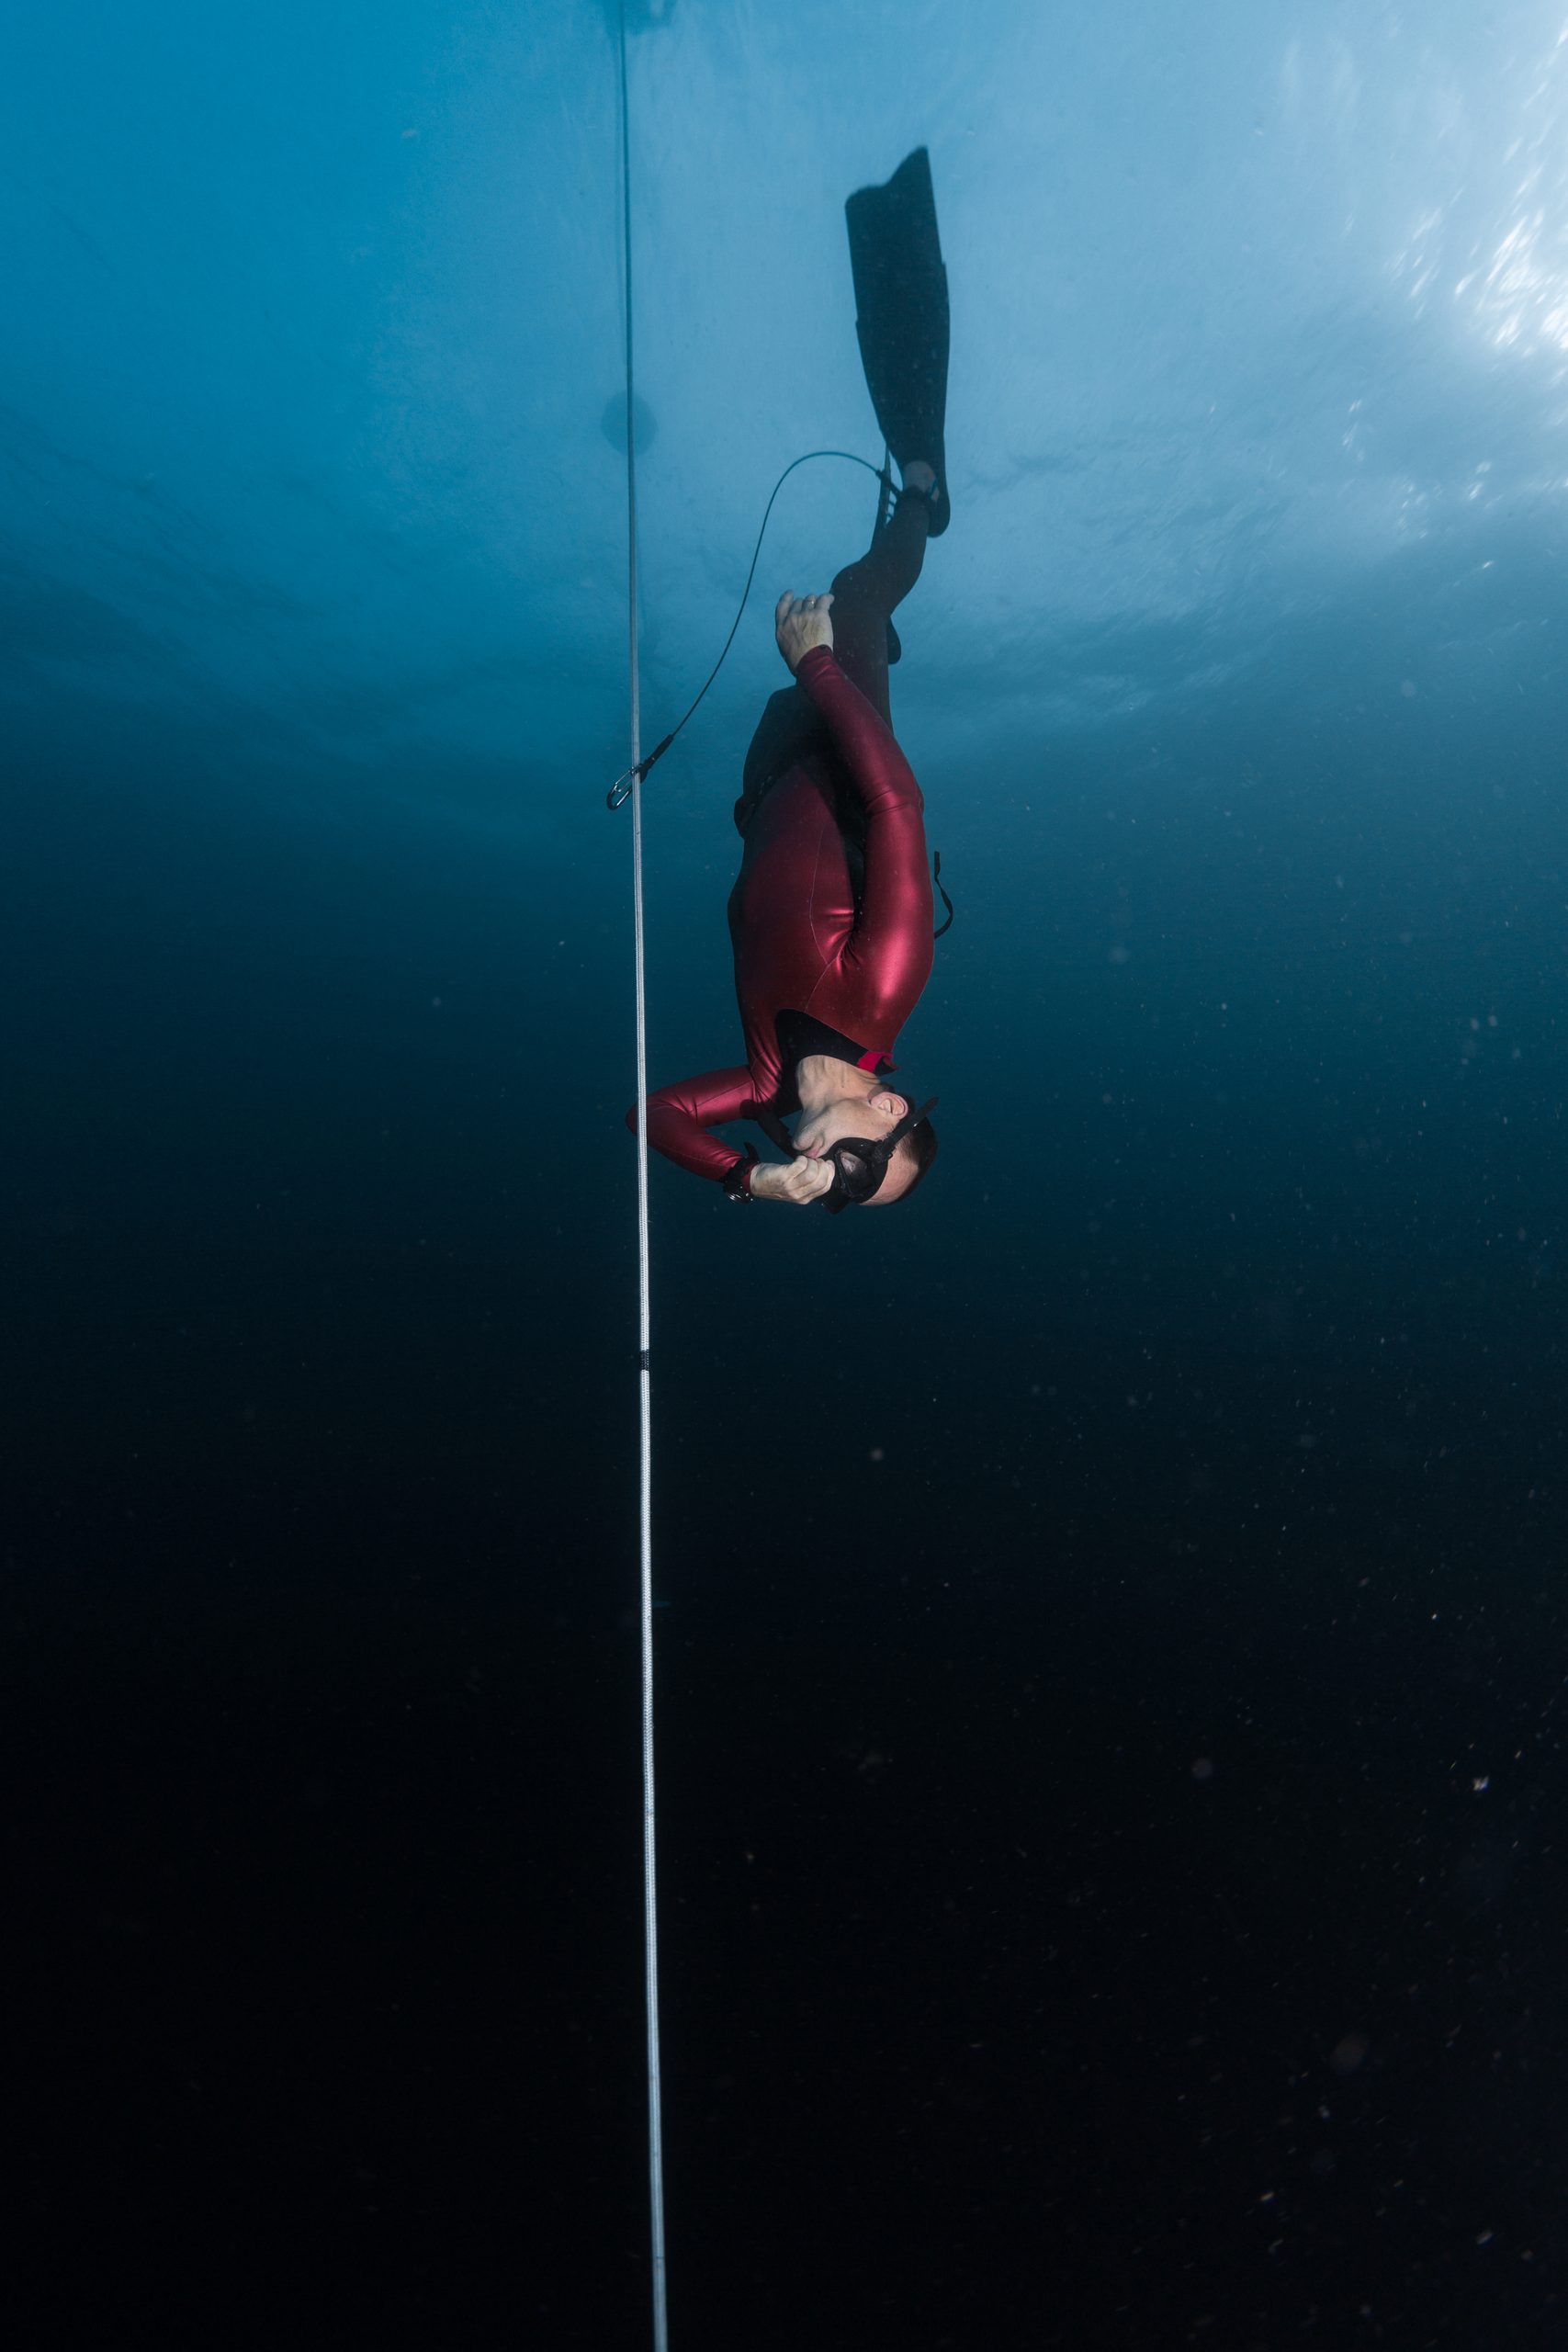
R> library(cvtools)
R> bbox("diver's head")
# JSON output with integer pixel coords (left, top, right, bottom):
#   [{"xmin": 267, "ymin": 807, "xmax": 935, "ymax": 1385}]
[{"xmin": 792, "ymin": 1074, "xmax": 939, "ymax": 1209}]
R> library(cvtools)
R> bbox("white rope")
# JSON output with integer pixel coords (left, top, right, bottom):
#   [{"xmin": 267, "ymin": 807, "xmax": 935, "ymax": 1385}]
[{"xmin": 615, "ymin": 9, "xmax": 669, "ymax": 2349}]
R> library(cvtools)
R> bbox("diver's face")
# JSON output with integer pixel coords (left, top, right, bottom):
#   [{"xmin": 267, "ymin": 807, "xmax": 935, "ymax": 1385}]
[{"xmin": 792, "ymin": 1088, "xmax": 908, "ymax": 1160}]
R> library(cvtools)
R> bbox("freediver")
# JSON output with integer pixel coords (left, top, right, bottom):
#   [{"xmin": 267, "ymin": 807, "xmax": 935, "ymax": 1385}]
[{"xmin": 630, "ymin": 148, "xmax": 951, "ymax": 1213}]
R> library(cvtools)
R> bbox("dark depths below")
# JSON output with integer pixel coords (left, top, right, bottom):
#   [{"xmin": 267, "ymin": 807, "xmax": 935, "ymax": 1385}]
[{"xmin": 6, "ymin": 728, "xmax": 1565, "ymax": 2350}]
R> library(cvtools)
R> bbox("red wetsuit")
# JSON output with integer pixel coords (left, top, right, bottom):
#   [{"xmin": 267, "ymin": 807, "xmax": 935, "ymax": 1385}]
[{"xmin": 636, "ymin": 491, "xmax": 934, "ymax": 1188}]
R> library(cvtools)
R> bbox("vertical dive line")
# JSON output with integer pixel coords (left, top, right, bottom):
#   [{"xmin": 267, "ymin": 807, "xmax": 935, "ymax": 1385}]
[{"xmin": 616, "ymin": 8, "xmax": 670, "ymax": 2352}]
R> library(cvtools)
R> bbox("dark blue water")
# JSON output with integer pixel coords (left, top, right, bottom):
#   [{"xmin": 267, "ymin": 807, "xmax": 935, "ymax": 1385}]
[{"xmin": 6, "ymin": 4, "xmax": 1566, "ymax": 2345}]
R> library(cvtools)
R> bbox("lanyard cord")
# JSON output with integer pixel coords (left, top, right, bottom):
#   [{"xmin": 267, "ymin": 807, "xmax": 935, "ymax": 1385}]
[
  {"xmin": 605, "ymin": 445, "xmax": 888, "ymax": 808},
  {"xmin": 615, "ymin": 9, "xmax": 668, "ymax": 2349}
]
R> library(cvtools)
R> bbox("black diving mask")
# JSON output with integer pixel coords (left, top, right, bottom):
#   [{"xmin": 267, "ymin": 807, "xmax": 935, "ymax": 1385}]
[{"xmin": 815, "ymin": 1097, "xmax": 939, "ymax": 1216}]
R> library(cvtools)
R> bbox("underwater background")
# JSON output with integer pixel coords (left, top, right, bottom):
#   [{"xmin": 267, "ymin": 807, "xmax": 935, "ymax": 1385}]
[{"xmin": 6, "ymin": 1, "xmax": 1566, "ymax": 2344}]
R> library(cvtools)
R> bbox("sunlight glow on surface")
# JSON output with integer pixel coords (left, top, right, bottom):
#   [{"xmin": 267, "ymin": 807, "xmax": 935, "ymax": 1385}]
[
  {"xmin": 1472, "ymin": 198, "xmax": 1568, "ymax": 354},
  {"xmin": 1396, "ymin": 20, "xmax": 1568, "ymax": 364}
]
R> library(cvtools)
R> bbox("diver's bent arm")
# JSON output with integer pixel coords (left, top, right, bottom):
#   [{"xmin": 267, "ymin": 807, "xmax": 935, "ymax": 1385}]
[{"xmin": 632, "ymin": 1068, "xmax": 757, "ymax": 1184}]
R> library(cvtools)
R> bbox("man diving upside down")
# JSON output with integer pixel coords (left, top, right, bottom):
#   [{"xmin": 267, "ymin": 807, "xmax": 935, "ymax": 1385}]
[{"xmin": 632, "ymin": 149, "xmax": 952, "ymax": 1214}]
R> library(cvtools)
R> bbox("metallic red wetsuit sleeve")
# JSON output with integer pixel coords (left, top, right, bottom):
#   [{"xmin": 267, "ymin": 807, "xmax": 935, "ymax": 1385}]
[
  {"xmin": 795, "ymin": 646, "xmax": 934, "ymax": 1026},
  {"xmin": 630, "ymin": 1066, "xmax": 755, "ymax": 1182}
]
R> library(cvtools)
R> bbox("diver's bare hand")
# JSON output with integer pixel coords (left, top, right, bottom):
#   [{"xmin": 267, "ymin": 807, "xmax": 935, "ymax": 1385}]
[
  {"xmin": 749, "ymin": 1156, "xmax": 836, "ymax": 1205},
  {"xmin": 774, "ymin": 591, "xmax": 834, "ymax": 673}
]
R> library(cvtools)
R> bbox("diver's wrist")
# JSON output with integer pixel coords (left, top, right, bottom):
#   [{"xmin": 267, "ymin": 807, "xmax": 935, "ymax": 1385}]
[{"xmin": 721, "ymin": 1152, "xmax": 757, "ymax": 1202}]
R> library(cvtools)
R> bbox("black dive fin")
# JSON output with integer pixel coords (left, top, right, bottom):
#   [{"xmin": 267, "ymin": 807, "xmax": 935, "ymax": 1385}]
[{"xmin": 845, "ymin": 148, "xmax": 951, "ymax": 537}]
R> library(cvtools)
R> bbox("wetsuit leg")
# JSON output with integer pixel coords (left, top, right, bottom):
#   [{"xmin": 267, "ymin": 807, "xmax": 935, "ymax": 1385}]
[
  {"xmin": 816, "ymin": 488, "xmax": 930, "ymax": 886},
  {"xmin": 735, "ymin": 684, "xmax": 812, "ymax": 836},
  {"xmin": 734, "ymin": 486, "xmax": 930, "ymax": 838},
  {"xmin": 825, "ymin": 486, "xmax": 931, "ymax": 725}
]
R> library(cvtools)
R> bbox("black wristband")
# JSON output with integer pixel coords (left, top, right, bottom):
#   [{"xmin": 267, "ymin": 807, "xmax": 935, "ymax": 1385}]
[{"xmin": 722, "ymin": 1150, "xmax": 757, "ymax": 1203}]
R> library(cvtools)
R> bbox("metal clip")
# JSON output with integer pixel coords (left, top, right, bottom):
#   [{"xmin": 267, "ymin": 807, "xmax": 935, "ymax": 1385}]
[{"xmin": 605, "ymin": 734, "xmax": 673, "ymax": 812}]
